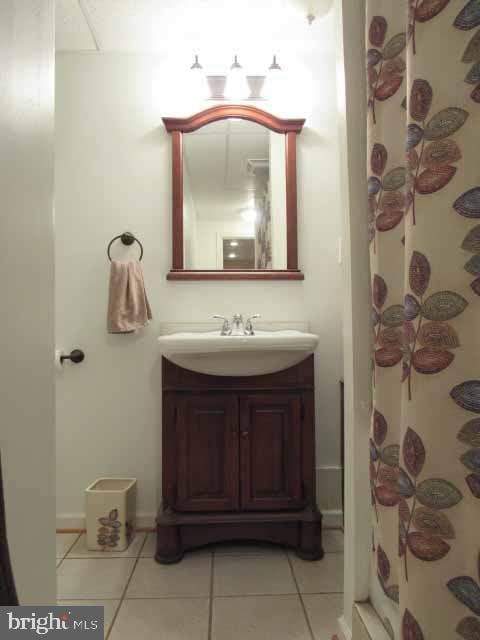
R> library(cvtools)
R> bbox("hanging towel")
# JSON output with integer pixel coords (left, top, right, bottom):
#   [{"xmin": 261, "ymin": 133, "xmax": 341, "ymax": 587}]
[{"xmin": 107, "ymin": 260, "xmax": 152, "ymax": 333}]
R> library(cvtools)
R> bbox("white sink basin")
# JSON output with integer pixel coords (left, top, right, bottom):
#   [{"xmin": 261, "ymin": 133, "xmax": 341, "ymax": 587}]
[{"xmin": 158, "ymin": 330, "xmax": 319, "ymax": 377}]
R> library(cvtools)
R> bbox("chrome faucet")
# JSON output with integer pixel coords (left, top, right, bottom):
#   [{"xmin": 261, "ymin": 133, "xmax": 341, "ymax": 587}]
[
  {"xmin": 230, "ymin": 314, "xmax": 245, "ymax": 336},
  {"xmin": 213, "ymin": 315, "xmax": 230, "ymax": 336},
  {"xmin": 213, "ymin": 314, "xmax": 261, "ymax": 336},
  {"xmin": 244, "ymin": 314, "xmax": 261, "ymax": 336}
]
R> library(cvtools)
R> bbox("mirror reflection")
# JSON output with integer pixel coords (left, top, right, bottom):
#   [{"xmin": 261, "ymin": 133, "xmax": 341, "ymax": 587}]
[{"xmin": 183, "ymin": 119, "xmax": 287, "ymax": 270}]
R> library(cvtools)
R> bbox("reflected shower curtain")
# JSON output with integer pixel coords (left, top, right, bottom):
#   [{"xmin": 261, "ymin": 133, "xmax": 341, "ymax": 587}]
[{"xmin": 367, "ymin": 1, "xmax": 480, "ymax": 637}]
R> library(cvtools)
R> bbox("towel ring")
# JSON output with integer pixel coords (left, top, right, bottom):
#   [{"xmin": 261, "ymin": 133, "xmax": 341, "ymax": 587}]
[{"xmin": 107, "ymin": 232, "xmax": 144, "ymax": 262}]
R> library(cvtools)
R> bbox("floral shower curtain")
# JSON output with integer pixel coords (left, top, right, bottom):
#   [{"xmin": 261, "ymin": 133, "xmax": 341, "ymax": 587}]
[{"xmin": 367, "ymin": 1, "xmax": 480, "ymax": 638}]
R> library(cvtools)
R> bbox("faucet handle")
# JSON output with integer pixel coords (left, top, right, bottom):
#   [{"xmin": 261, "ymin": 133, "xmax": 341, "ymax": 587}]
[
  {"xmin": 213, "ymin": 315, "xmax": 230, "ymax": 336},
  {"xmin": 245, "ymin": 314, "xmax": 261, "ymax": 335}
]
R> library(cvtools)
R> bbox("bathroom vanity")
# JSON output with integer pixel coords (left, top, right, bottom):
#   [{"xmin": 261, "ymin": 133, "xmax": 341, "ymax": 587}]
[
  {"xmin": 156, "ymin": 354, "xmax": 323, "ymax": 563},
  {"xmin": 157, "ymin": 104, "xmax": 322, "ymax": 562}
]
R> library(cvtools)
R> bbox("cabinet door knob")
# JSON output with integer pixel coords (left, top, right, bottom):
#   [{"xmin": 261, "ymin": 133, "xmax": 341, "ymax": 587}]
[{"xmin": 241, "ymin": 431, "xmax": 249, "ymax": 438}]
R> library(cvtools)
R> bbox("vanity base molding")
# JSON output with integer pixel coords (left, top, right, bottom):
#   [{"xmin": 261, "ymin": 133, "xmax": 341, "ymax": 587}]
[
  {"xmin": 156, "ymin": 507, "xmax": 323, "ymax": 564},
  {"xmin": 157, "ymin": 356, "xmax": 323, "ymax": 563}
]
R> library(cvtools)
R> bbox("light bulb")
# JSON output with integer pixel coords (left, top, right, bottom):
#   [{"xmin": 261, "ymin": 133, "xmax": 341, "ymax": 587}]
[
  {"xmin": 241, "ymin": 208, "xmax": 257, "ymax": 223},
  {"xmin": 190, "ymin": 54, "xmax": 207, "ymax": 101},
  {"xmin": 228, "ymin": 253, "xmax": 237, "ymax": 259},
  {"xmin": 266, "ymin": 55, "xmax": 282, "ymax": 102},
  {"xmin": 230, "ymin": 241, "xmax": 239, "ymax": 247},
  {"xmin": 226, "ymin": 55, "xmax": 246, "ymax": 100}
]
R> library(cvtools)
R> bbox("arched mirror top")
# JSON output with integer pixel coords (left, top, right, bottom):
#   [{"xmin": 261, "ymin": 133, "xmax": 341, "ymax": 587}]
[
  {"xmin": 162, "ymin": 105, "xmax": 305, "ymax": 135},
  {"xmin": 163, "ymin": 105, "xmax": 305, "ymax": 280}
]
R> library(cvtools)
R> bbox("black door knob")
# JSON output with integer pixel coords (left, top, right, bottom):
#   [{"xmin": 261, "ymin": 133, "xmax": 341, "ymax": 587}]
[{"xmin": 60, "ymin": 349, "xmax": 85, "ymax": 364}]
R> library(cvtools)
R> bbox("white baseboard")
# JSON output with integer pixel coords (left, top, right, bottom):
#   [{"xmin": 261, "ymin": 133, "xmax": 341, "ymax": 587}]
[
  {"xmin": 339, "ymin": 614, "xmax": 353, "ymax": 640},
  {"xmin": 57, "ymin": 467, "xmax": 343, "ymax": 531},
  {"xmin": 322, "ymin": 509, "xmax": 344, "ymax": 528},
  {"xmin": 57, "ymin": 510, "xmax": 342, "ymax": 531},
  {"xmin": 316, "ymin": 465, "xmax": 343, "ymax": 511},
  {"xmin": 352, "ymin": 603, "xmax": 390, "ymax": 640},
  {"xmin": 56, "ymin": 513, "xmax": 155, "ymax": 530}
]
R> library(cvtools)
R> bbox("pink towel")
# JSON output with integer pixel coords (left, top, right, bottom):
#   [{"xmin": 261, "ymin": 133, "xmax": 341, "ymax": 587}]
[{"xmin": 107, "ymin": 260, "xmax": 152, "ymax": 333}]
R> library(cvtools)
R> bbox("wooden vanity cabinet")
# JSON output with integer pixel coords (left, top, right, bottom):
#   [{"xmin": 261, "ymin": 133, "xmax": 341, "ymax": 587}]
[{"xmin": 157, "ymin": 356, "xmax": 323, "ymax": 563}]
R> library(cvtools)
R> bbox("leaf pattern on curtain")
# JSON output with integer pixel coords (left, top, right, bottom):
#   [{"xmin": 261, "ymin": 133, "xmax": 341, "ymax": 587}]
[
  {"xmin": 371, "ymin": 410, "xmax": 400, "ymax": 517},
  {"xmin": 406, "ymin": 79, "xmax": 469, "ymax": 225},
  {"xmin": 454, "ymin": 1, "xmax": 480, "ymax": 103},
  {"xmin": 408, "ymin": 0, "xmax": 452, "ymax": 54},
  {"xmin": 367, "ymin": 16, "xmax": 407, "ymax": 124},
  {"xmin": 402, "ymin": 609, "xmax": 425, "ymax": 640},
  {"xmin": 377, "ymin": 544, "xmax": 400, "ymax": 603},
  {"xmin": 448, "ymin": 552, "xmax": 480, "ymax": 639},
  {"xmin": 366, "ymin": 2, "xmax": 480, "ymax": 637},
  {"xmin": 455, "ymin": 186, "xmax": 480, "ymax": 294},
  {"xmin": 403, "ymin": 251, "xmax": 468, "ymax": 400},
  {"xmin": 399, "ymin": 428, "xmax": 461, "ymax": 581},
  {"xmin": 373, "ymin": 275, "xmax": 404, "ymax": 370},
  {"xmin": 452, "ymin": 381, "xmax": 480, "ymax": 499},
  {"xmin": 457, "ymin": 418, "xmax": 480, "ymax": 498},
  {"xmin": 369, "ymin": 144, "xmax": 406, "ymax": 251}
]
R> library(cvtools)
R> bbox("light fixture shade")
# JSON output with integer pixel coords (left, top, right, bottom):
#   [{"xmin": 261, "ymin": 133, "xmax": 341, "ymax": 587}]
[
  {"xmin": 290, "ymin": 0, "xmax": 333, "ymax": 22},
  {"xmin": 206, "ymin": 75, "xmax": 227, "ymax": 100},
  {"xmin": 246, "ymin": 76, "xmax": 266, "ymax": 100}
]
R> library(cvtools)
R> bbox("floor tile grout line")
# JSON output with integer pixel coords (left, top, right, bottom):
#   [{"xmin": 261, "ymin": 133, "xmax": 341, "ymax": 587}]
[
  {"xmin": 57, "ymin": 591, "xmax": 344, "ymax": 603},
  {"xmin": 105, "ymin": 533, "xmax": 148, "ymax": 640},
  {"xmin": 207, "ymin": 553, "xmax": 215, "ymax": 640},
  {"xmin": 286, "ymin": 553, "xmax": 316, "ymax": 640},
  {"xmin": 56, "ymin": 533, "xmax": 82, "ymax": 570}
]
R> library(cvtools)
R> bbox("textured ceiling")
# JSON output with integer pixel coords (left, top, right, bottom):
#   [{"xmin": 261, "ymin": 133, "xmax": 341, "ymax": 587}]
[
  {"xmin": 184, "ymin": 119, "xmax": 273, "ymax": 221},
  {"xmin": 55, "ymin": 0, "xmax": 328, "ymax": 54}
]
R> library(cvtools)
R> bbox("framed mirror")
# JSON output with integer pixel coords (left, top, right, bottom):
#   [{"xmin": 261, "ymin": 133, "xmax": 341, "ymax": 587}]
[{"xmin": 163, "ymin": 105, "xmax": 305, "ymax": 280}]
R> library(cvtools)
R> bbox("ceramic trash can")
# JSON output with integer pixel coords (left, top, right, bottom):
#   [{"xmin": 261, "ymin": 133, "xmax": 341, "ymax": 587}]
[{"xmin": 85, "ymin": 478, "xmax": 136, "ymax": 551}]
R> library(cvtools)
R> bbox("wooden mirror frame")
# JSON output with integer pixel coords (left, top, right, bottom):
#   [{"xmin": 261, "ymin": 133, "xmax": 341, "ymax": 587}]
[{"xmin": 162, "ymin": 105, "xmax": 305, "ymax": 280}]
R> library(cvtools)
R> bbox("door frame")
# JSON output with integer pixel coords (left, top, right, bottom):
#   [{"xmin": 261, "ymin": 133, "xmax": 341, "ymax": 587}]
[{"xmin": 335, "ymin": 0, "xmax": 373, "ymax": 637}]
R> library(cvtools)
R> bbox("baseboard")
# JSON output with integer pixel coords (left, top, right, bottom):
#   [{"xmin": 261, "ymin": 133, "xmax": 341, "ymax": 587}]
[
  {"xmin": 339, "ymin": 615, "xmax": 352, "ymax": 640},
  {"xmin": 322, "ymin": 509, "xmax": 344, "ymax": 528},
  {"xmin": 352, "ymin": 603, "xmax": 390, "ymax": 640},
  {"xmin": 56, "ymin": 467, "xmax": 343, "ymax": 531},
  {"xmin": 56, "ymin": 513, "xmax": 156, "ymax": 531},
  {"xmin": 316, "ymin": 465, "xmax": 343, "ymax": 513}
]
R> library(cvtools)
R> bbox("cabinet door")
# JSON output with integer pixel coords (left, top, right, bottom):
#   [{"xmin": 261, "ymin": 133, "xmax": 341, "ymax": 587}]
[
  {"xmin": 240, "ymin": 394, "xmax": 303, "ymax": 511},
  {"xmin": 175, "ymin": 394, "xmax": 239, "ymax": 512}
]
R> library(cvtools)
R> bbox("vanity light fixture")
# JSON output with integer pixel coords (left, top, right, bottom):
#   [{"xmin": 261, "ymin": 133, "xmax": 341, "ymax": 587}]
[{"xmin": 191, "ymin": 55, "xmax": 282, "ymax": 101}]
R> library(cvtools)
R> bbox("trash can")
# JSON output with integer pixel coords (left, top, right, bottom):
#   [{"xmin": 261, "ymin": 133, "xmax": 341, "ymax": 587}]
[{"xmin": 85, "ymin": 478, "xmax": 136, "ymax": 552}]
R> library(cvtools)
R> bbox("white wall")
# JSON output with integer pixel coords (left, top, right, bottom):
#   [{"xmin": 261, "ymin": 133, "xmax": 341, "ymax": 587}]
[
  {"xmin": 0, "ymin": 0, "xmax": 56, "ymax": 604},
  {"xmin": 55, "ymin": 19, "xmax": 344, "ymax": 526}
]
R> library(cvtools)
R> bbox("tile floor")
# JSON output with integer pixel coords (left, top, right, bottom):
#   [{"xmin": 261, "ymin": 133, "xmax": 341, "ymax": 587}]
[{"xmin": 56, "ymin": 529, "xmax": 344, "ymax": 639}]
